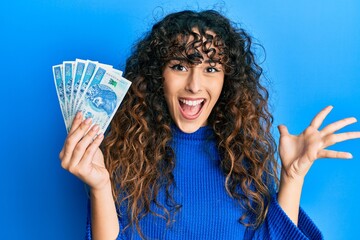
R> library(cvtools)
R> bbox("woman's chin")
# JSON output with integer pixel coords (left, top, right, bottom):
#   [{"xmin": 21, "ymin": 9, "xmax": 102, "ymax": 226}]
[{"xmin": 175, "ymin": 121, "xmax": 206, "ymax": 133}]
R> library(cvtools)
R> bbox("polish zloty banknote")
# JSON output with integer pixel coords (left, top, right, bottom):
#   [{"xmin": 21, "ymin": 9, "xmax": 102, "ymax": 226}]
[
  {"xmin": 70, "ymin": 60, "xmax": 114, "ymax": 124},
  {"xmin": 52, "ymin": 65, "xmax": 68, "ymax": 129},
  {"xmin": 72, "ymin": 60, "xmax": 98, "ymax": 120},
  {"xmin": 63, "ymin": 61, "xmax": 75, "ymax": 129},
  {"xmin": 89, "ymin": 60, "xmax": 113, "ymax": 71},
  {"xmin": 76, "ymin": 67, "xmax": 131, "ymax": 133},
  {"xmin": 71, "ymin": 59, "xmax": 87, "ymax": 119}
]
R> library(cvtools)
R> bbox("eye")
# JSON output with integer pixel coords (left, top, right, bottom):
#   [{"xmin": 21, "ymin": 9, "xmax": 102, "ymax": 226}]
[
  {"xmin": 205, "ymin": 67, "xmax": 220, "ymax": 73},
  {"xmin": 169, "ymin": 64, "xmax": 187, "ymax": 72}
]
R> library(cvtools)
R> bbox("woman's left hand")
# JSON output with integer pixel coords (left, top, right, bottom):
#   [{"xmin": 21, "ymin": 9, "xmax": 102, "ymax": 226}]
[{"xmin": 278, "ymin": 105, "xmax": 360, "ymax": 180}]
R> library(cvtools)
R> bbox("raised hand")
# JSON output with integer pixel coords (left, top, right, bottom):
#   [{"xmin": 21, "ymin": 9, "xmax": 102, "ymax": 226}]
[
  {"xmin": 276, "ymin": 106, "xmax": 360, "ymax": 225},
  {"xmin": 59, "ymin": 112, "xmax": 110, "ymax": 190},
  {"xmin": 278, "ymin": 105, "xmax": 360, "ymax": 180}
]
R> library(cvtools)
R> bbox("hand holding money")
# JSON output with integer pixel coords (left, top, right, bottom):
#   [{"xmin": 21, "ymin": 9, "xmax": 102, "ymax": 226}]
[
  {"xmin": 54, "ymin": 59, "xmax": 131, "ymax": 190},
  {"xmin": 59, "ymin": 111, "xmax": 111, "ymax": 190}
]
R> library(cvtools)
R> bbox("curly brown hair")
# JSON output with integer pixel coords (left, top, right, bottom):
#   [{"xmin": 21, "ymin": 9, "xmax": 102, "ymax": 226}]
[{"xmin": 102, "ymin": 9, "xmax": 279, "ymax": 239}]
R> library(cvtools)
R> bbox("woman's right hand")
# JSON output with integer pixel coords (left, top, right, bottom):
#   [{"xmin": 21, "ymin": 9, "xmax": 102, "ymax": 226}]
[{"xmin": 59, "ymin": 112, "xmax": 110, "ymax": 191}]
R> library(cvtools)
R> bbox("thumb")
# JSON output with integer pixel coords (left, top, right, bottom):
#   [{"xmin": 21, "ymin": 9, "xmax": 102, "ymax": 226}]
[{"xmin": 277, "ymin": 125, "xmax": 289, "ymax": 136}]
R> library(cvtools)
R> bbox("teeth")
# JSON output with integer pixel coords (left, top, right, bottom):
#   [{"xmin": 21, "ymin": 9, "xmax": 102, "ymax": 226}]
[{"xmin": 179, "ymin": 99, "xmax": 204, "ymax": 106}]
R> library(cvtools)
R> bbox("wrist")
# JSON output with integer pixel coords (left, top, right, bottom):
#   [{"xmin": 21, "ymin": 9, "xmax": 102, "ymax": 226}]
[
  {"xmin": 90, "ymin": 181, "xmax": 113, "ymax": 198},
  {"xmin": 278, "ymin": 168, "xmax": 304, "ymax": 226},
  {"xmin": 278, "ymin": 167, "xmax": 304, "ymax": 203},
  {"xmin": 280, "ymin": 167, "xmax": 305, "ymax": 186}
]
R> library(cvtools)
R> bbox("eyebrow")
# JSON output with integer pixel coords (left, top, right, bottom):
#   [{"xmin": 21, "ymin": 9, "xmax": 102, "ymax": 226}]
[
  {"xmin": 204, "ymin": 59, "xmax": 222, "ymax": 64},
  {"xmin": 167, "ymin": 57, "xmax": 222, "ymax": 64}
]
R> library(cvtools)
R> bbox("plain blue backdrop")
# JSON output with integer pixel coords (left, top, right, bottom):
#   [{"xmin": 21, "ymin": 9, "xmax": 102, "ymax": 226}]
[{"xmin": 1, "ymin": 0, "xmax": 359, "ymax": 239}]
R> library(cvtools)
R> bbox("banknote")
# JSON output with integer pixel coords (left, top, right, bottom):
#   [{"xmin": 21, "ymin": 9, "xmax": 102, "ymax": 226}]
[
  {"xmin": 71, "ymin": 59, "xmax": 86, "ymax": 119},
  {"xmin": 70, "ymin": 61, "xmax": 117, "ymax": 124},
  {"xmin": 52, "ymin": 64, "xmax": 68, "ymax": 129},
  {"xmin": 76, "ymin": 66, "xmax": 131, "ymax": 133},
  {"xmin": 52, "ymin": 59, "xmax": 131, "ymax": 133},
  {"xmin": 63, "ymin": 61, "xmax": 76, "ymax": 128},
  {"xmin": 72, "ymin": 60, "xmax": 98, "ymax": 121}
]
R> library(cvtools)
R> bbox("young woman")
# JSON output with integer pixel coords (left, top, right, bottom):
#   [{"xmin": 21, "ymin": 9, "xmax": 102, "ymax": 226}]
[{"xmin": 59, "ymin": 10, "xmax": 360, "ymax": 239}]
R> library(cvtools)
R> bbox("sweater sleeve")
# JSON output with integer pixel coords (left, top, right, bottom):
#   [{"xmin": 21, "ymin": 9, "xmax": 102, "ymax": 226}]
[
  {"xmin": 85, "ymin": 199, "xmax": 92, "ymax": 240},
  {"xmin": 245, "ymin": 195, "xmax": 323, "ymax": 240}
]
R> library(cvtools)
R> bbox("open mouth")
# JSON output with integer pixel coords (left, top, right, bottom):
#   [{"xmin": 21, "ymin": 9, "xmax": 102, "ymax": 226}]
[{"xmin": 179, "ymin": 98, "xmax": 205, "ymax": 119}]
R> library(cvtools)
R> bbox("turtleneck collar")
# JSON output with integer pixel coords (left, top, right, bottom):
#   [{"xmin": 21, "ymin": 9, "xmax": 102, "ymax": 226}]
[{"xmin": 171, "ymin": 124, "xmax": 215, "ymax": 141}]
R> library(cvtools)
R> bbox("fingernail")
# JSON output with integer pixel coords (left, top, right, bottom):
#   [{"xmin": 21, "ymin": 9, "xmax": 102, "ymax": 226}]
[
  {"xmin": 92, "ymin": 125, "xmax": 99, "ymax": 132},
  {"xmin": 76, "ymin": 112, "xmax": 81, "ymax": 119},
  {"xmin": 347, "ymin": 153, "xmax": 353, "ymax": 159},
  {"xmin": 85, "ymin": 118, "xmax": 92, "ymax": 124},
  {"xmin": 97, "ymin": 133, "xmax": 104, "ymax": 139}
]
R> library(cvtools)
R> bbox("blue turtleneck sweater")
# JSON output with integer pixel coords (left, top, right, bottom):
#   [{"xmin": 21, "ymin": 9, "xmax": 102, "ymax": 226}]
[{"xmin": 86, "ymin": 126, "xmax": 323, "ymax": 239}]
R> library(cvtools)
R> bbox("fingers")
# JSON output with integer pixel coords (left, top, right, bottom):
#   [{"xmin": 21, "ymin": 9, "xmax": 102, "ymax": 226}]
[
  {"xmin": 77, "ymin": 133, "xmax": 104, "ymax": 171},
  {"xmin": 317, "ymin": 149, "xmax": 353, "ymax": 159},
  {"xmin": 69, "ymin": 124, "xmax": 101, "ymax": 167},
  {"xmin": 321, "ymin": 117, "xmax": 357, "ymax": 136},
  {"xmin": 60, "ymin": 118, "xmax": 93, "ymax": 167},
  {"xmin": 69, "ymin": 112, "xmax": 83, "ymax": 134},
  {"xmin": 310, "ymin": 105, "xmax": 333, "ymax": 129},
  {"xmin": 278, "ymin": 125, "xmax": 289, "ymax": 136},
  {"xmin": 323, "ymin": 131, "xmax": 360, "ymax": 148}
]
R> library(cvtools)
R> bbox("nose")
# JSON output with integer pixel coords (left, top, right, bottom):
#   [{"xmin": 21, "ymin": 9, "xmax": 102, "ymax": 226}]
[{"xmin": 185, "ymin": 68, "xmax": 202, "ymax": 93}]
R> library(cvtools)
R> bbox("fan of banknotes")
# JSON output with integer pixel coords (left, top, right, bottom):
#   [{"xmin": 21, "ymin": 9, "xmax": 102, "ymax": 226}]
[{"xmin": 52, "ymin": 59, "xmax": 131, "ymax": 133}]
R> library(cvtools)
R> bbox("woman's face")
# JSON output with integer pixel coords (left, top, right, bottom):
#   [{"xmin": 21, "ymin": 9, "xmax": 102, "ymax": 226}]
[{"xmin": 163, "ymin": 56, "xmax": 224, "ymax": 133}]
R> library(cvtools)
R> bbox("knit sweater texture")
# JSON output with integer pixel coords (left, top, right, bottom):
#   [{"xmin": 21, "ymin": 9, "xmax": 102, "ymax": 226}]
[{"xmin": 86, "ymin": 125, "xmax": 323, "ymax": 240}]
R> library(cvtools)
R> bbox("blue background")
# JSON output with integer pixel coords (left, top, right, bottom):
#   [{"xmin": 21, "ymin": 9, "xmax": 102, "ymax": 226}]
[{"xmin": 1, "ymin": 0, "xmax": 359, "ymax": 239}]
